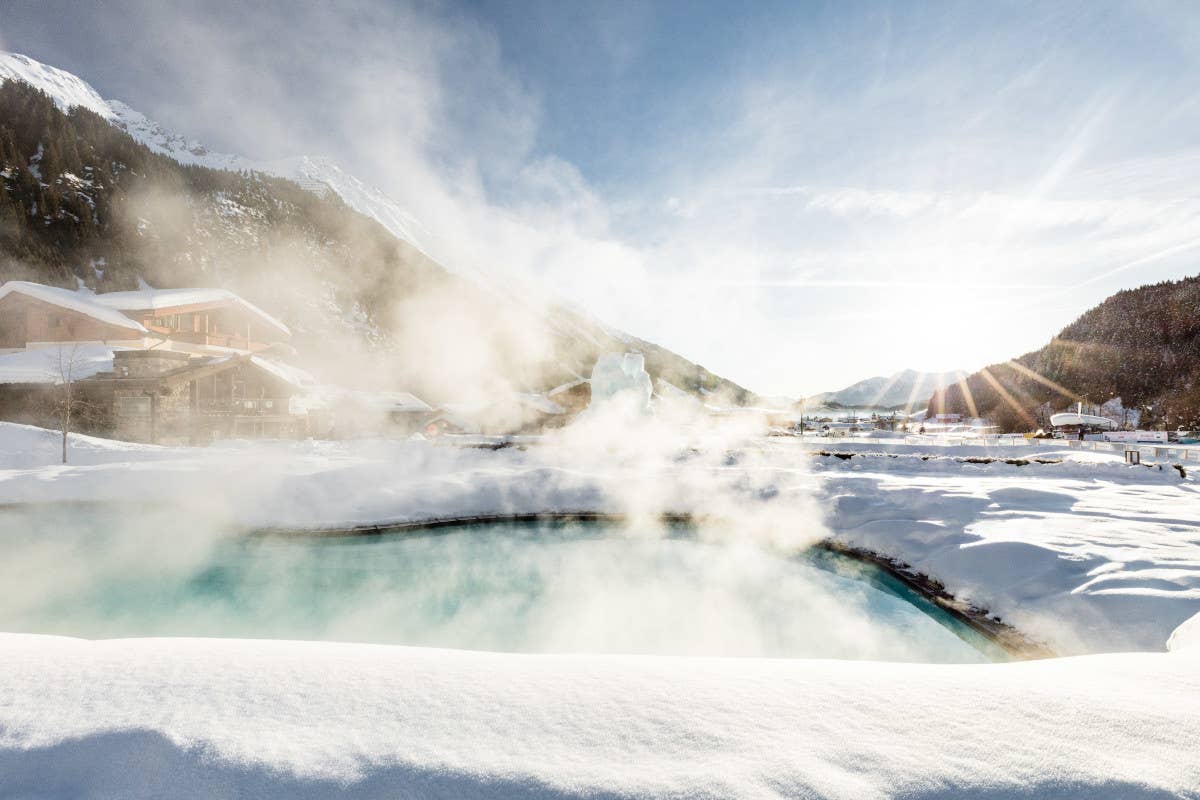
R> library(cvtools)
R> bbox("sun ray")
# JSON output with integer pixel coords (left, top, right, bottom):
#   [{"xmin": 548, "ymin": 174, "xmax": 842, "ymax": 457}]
[
  {"xmin": 902, "ymin": 371, "xmax": 930, "ymax": 418},
  {"xmin": 952, "ymin": 370, "xmax": 979, "ymax": 420},
  {"xmin": 1002, "ymin": 359, "xmax": 1079, "ymax": 403},
  {"xmin": 977, "ymin": 366, "xmax": 1037, "ymax": 428},
  {"xmin": 866, "ymin": 371, "xmax": 907, "ymax": 411}
]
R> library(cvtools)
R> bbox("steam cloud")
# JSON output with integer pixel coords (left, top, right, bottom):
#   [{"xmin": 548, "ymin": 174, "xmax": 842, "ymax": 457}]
[{"xmin": 0, "ymin": 421, "xmax": 977, "ymax": 663}]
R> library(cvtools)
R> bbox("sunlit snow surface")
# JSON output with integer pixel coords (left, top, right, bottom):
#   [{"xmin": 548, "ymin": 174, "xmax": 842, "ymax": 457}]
[{"xmin": 1, "ymin": 423, "xmax": 1199, "ymax": 797}]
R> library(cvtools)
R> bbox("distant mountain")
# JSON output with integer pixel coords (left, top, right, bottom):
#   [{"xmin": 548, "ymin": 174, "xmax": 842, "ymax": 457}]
[
  {"xmin": 804, "ymin": 370, "xmax": 964, "ymax": 411},
  {"xmin": 0, "ymin": 53, "xmax": 752, "ymax": 407},
  {"xmin": 931, "ymin": 275, "xmax": 1200, "ymax": 431}
]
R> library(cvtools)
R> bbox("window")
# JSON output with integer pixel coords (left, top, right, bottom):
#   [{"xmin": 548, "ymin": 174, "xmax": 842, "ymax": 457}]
[{"xmin": 115, "ymin": 395, "xmax": 152, "ymax": 422}]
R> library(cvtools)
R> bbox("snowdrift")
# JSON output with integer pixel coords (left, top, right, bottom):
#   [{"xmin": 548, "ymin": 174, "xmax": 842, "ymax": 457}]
[{"xmin": 0, "ymin": 633, "xmax": 1197, "ymax": 800}]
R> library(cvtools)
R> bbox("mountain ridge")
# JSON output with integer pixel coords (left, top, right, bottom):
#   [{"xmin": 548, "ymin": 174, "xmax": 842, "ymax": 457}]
[
  {"xmin": 0, "ymin": 51, "xmax": 434, "ymax": 256},
  {"xmin": 804, "ymin": 369, "xmax": 965, "ymax": 411},
  {"xmin": 930, "ymin": 274, "xmax": 1200, "ymax": 431},
  {"xmin": 0, "ymin": 57, "xmax": 753, "ymax": 409}
]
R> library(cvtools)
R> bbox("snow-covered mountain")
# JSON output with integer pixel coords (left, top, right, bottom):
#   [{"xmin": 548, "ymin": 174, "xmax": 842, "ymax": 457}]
[
  {"xmin": 0, "ymin": 52, "xmax": 116, "ymax": 120},
  {"xmin": 0, "ymin": 51, "xmax": 430, "ymax": 252},
  {"xmin": 0, "ymin": 51, "xmax": 754, "ymax": 404},
  {"xmin": 805, "ymin": 369, "xmax": 965, "ymax": 410}
]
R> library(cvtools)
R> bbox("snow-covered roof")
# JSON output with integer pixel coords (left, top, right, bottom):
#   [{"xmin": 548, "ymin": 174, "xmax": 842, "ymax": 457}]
[
  {"xmin": 517, "ymin": 393, "xmax": 567, "ymax": 415},
  {"xmin": 371, "ymin": 391, "xmax": 433, "ymax": 414},
  {"xmin": 248, "ymin": 356, "xmax": 314, "ymax": 389},
  {"xmin": 0, "ymin": 344, "xmax": 125, "ymax": 384},
  {"xmin": 0, "ymin": 52, "xmax": 117, "ymax": 121},
  {"xmin": 1049, "ymin": 412, "xmax": 1117, "ymax": 429},
  {"xmin": 547, "ymin": 378, "xmax": 588, "ymax": 397},
  {"xmin": 655, "ymin": 378, "xmax": 701, "ymax": 404},
  {"xmin": 91, "ymin": 288, "xmax": 291, "ymax": 338},
  {"xmin": 424, "ymin": 410, "xmax": 480, "ymax": 433},
  {"xmin": 313, "ymin": 387, "xmax": 433, "ymax": 414},
  {"xmin": 0, "ymin": 282, "xmax": 147, "ymax": 333}
]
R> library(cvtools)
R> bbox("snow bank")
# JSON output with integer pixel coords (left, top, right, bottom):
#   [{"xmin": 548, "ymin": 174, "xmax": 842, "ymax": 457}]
[
  {"xmin": 0, "ymin": 633, "xmax": 1196, "ymax": 800},
  {"xmin": 1168, "ymin": 611, "xmax": 1200, "ymax": 651},
  {"xmin": 1, "ymin": 425, "xmax": 1199, "ymax": 796},
  {"xmin": 806, "ymin": 442, "xmax": 1200, "ymax": 653},
  {"xmin": 0, "ymin": 344, "xmax": 126, "ymax": 384}
]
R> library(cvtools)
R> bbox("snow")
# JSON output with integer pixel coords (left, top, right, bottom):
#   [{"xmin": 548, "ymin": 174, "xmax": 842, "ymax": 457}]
[
  {"xmin": 263, "ymin": 156, "xmax": 432, "ymax": 250},
  {"xmin": 0, "ymin": 52, "xmax": 116, "ymax": 120},
  {"xmin": 3, "ymin": 47, "xmax": 1199, "ymax": 800},
  {"xmin": 1, "ymin": 424, "xmax": 1196, "ymax": 655},
  {"xmin": 811, "ymin": 442, "xmax": 1200, "ymax": 653},
  {"xmin": 311, "ymin": 387, "xmax": 432, "ymax": 414},
  {"xmin": 0, "ymin": 51, "xmax": 432, "ymax": 257},
  {"xmin": 248, "ymin": 356, "xmax": 315, "ymax": 389},
  {"xmin": 0, "ymin": 281, "xmax": 147, "ymax": 333},
  {"xmin": 0, "ymin": 344, "xmax": 124, "ymax": 384},
  {"xmin": 0, "ymin": 633, "xmax": 1196, "ymax": 799},
  {"xmin": 1, "ymin": 424, "xmax": 1199, "ymax": 795},
  {"xmin": 91, "ymin": 288, "xmax": 291, "ymax": 337},
  {"xmin": 1049, "ymin": 412, "xmax": 1117, "ymax": 429},
  {"xmin": 547, "ymin": 377, "xmax": 588, "ymax": 396},
  {"xmin": 1168, "ymin": 611, "xmax": 1200, "ymax": 651},
  {"xmin": 517, "ymin": 392, "xmax": 566, "ymax": 415}
]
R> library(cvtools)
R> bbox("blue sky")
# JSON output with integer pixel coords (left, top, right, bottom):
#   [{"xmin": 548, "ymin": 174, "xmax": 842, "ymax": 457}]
[{"xmin": 2, "ymin": 0, "xmax": 1199, "ymax": 395}]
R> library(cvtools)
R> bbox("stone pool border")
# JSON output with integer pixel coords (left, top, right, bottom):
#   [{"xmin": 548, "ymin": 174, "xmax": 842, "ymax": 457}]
[{"xmin": 255, "ymin": 511, "xmax": 1055, "ymax": 660}]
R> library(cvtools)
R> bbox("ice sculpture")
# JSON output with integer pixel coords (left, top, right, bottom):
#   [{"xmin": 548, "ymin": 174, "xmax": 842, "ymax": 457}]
[{"xmin": 586, "ymin": 352, "xmax": 654, "ymax": 417}]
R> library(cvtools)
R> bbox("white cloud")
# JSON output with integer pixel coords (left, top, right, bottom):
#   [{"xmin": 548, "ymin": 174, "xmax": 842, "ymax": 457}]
[{"xmin": 35, "ymin": 0, "xmax": 1200, "ymax": 397}]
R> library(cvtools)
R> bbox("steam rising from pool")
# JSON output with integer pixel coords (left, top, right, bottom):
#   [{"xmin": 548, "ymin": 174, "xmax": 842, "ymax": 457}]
[{"xmin": 0, "ymin": 510, "xmax": 989, "ymax": 662}]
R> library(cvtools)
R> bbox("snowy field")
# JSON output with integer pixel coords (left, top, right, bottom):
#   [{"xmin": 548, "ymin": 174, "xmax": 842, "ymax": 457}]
[
  {"xmin": 1, "ymin": 421, "xmax": 1199, "ymax": 798},
  {"xmin": 1, "ymin": 633, "xmax": 1197, "ymax": 800}
]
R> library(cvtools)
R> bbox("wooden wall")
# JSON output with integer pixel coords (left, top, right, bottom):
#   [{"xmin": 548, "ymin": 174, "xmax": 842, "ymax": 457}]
[{"xmin": 0, "ymin": 294, "xmax": 141, "ymax": 347}]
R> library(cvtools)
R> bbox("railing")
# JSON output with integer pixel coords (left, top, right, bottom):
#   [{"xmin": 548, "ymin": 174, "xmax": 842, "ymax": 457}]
[
  {"xmin": 197, "ymin": 399, "xmax": 286, "ymax": 415},
  {"xmin": 1062, "ymin": 439, "xmax": 1200, "ymax": 463},
  {"xmin": 901, "ymin": 435, "xmax": 1030, "ymax": 447},
  {"xmin": 807, "ymin": 433, "xmax": 1200, "ymax": 462}
]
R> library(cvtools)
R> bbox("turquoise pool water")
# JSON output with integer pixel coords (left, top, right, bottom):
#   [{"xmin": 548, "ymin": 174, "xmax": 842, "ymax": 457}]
[{"xmin": 0, "ymin": 509, "xmax": 996, "ymax": 662}]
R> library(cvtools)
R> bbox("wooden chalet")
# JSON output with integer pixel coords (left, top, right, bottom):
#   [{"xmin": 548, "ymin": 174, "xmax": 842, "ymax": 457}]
[
  {"xmin": 0, "ymin": 281, "xmax": 290, "ymax": 356},
  {"xmin": 0, "ymin": 281, "xmax": 431, "ymax": 445},
  {"xmin": 0, "ymin": 281, "xmax": 149, "ymax": 352},
  {"xmin": 86, "ymin": 350, "xmax": 314, "ymax": 444},
  {"xmin": 89, "ymin": 288, "xmax": 291, "ymax": 353}
]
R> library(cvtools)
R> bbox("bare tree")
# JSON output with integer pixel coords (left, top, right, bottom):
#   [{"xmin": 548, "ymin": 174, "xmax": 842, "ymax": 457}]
[{"xmin": 52, "ymin": 343, "xmax": 89, "ymax": 464}]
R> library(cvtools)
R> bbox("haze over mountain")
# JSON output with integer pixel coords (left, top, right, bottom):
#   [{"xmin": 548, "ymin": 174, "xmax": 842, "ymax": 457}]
[
  {"xmin": 931, "ymin": 274, "xmax": 1200, "ymax": 431},
  {"xmin": 804, "ymin": 370, "xmax": 965, "ymax": 412},
  {"xmin": 0, "ymin": 52, "xmax": 432, "ymax": 257},
  {"xmin": 7, "ymin": 2, "xmax": 1200, "ymax": 396},
  {"xmin": 0, "ymin": 52, "xmax": 751, "ymax": 407}
]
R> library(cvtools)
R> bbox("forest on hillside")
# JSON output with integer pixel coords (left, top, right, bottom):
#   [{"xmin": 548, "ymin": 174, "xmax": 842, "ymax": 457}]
[
  {"xmin": 931, "ymin": 275, "xmax": 1200, "ymax": 430},
  {"xmin": 0, "ymin": 80, "xmax": 748, "ymax": 403}
]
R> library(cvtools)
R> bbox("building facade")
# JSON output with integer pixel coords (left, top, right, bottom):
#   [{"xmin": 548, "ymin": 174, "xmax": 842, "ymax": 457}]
[{"xmin": 0, "ymin": 280, "xmax": 309, "ymax": 443}]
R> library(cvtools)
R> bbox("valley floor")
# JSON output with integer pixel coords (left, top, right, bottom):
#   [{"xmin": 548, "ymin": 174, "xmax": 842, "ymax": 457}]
[{"xmin": 0, "ymin": 422, "xmax": 1198, "ymax": 798}]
